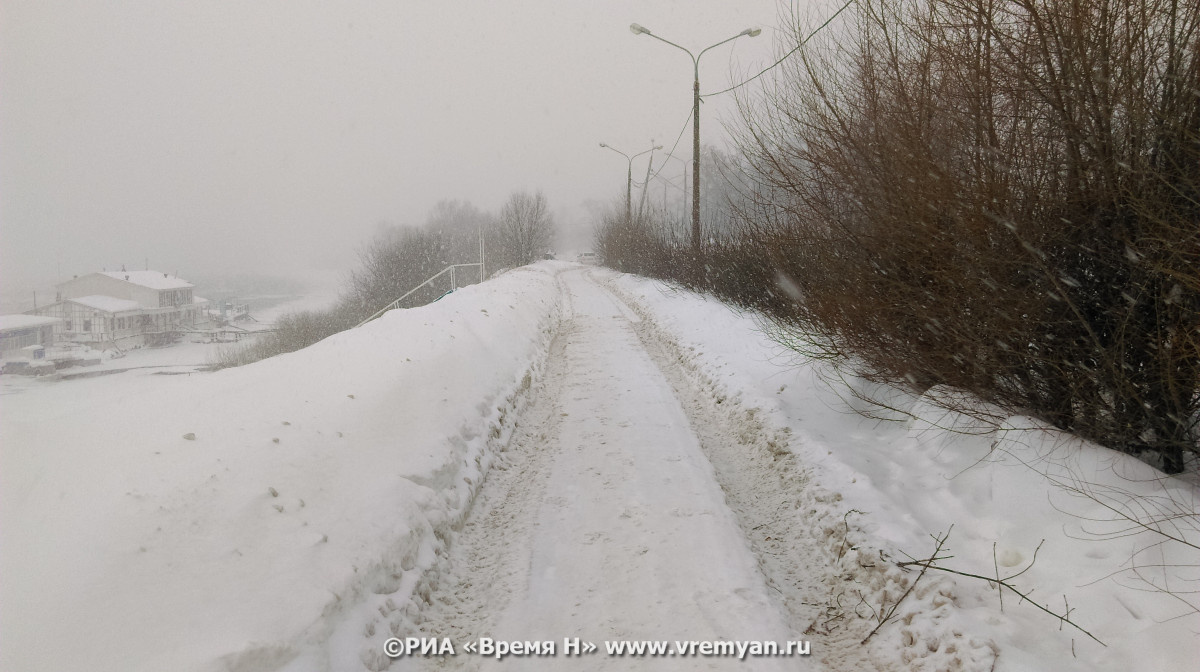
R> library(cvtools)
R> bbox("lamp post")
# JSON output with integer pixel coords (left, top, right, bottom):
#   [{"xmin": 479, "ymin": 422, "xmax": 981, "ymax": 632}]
[
  {"xmin": 629, "ymin": 23, "xmax": 760, "ymax": 252},
  {"xmin": 599, "ymin": 141, "xmax": 662, "ymax": 223}
]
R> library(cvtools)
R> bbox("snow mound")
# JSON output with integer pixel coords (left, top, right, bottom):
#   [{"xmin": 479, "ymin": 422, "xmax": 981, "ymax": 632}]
[
  {"xmin": 0, "ymin": 263, "xmax": 566, "ymax": 672},
  {"xmin": 608, "ymin": 269, "xmax": 1199, "ymax": 672}
]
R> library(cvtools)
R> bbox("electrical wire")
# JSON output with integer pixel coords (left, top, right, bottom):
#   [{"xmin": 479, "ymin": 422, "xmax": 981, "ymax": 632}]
[
  {"xmin": 701, "ymin": 0, "xmax": 856, "ymax": 98},
  {"xmin": 644, "ymin": 105, "xmax": 694, "ymax": 186},
  {"xmin": 644, "ymin": 171, "xmax": 686, "ymax": 193}
]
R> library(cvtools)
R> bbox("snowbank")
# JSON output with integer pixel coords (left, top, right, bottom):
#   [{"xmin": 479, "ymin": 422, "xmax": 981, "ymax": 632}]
[
  {"xmin": 607, "ymin": 270, "xmax": 1198, "ymax": 672},
  {"xmin": 0, "ymin": 263, "xmax": 565, "ymax": 672}
]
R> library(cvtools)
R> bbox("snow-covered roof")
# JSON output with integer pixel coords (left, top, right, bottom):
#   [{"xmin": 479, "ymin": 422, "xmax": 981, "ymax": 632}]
[
  {"xmin": 69, "ymin": 295, "xmax": 143, "ymax": 313},
  {"xmin": 0, "ymin": 314, "xmax": 61, "ymax": 332},
  {"xmin": 99, "ymin": 270, "xmax": 193, "ymax": 290}
]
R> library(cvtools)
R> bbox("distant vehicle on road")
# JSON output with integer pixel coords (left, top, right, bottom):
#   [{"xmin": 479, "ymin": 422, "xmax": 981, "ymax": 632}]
[{"xmin": 577, "ymin": 252, "xmax": 598, "ymax": 265}]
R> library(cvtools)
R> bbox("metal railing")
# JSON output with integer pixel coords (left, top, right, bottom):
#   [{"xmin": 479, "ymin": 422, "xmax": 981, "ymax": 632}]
[{"xmin": 354, "ymin": 263, "xmax": 483, "ymax": 328}]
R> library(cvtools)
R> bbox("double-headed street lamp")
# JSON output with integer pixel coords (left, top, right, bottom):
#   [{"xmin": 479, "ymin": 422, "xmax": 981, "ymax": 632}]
[
  {"xmin": 599, "ymin": 141, "xmax": 662, "ymax": 223},
  {"xmin": 630, "ymin": 23, "xmax": 760, "ymax": 252}
]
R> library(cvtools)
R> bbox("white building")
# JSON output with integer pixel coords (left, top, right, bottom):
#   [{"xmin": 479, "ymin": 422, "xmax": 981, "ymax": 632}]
[
  {"xmin": 0, "ymin": 315, "xmax": 60, "ymax": 356},
  {"xmin": 28, "ymin": 270, "xmax": 210, "ymax": 348}
]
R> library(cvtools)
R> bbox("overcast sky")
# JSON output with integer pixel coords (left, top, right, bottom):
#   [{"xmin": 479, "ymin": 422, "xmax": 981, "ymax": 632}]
[{"xmin": 1, "ymin": 1, "xmax": 805, "ymax": 298}]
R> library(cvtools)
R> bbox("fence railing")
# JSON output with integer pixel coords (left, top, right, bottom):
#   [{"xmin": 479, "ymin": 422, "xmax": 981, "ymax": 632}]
[{"xmin": 354, "ymin": 263, "xmax": 483, "ymax": 328}]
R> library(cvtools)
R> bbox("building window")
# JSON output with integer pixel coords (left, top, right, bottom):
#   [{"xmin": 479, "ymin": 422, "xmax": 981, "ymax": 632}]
[{"xmin": 83, "ymin": 319, "xmax": 92, "ymax": 332}]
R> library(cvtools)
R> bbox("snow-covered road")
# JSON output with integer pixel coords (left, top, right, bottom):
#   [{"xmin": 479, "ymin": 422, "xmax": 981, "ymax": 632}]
[
  {"xmin": 406, "ymin": 268, "xmax": 813, "ymax": 670},
  {"xmin": 4, "ymin": 263, "xmax": 1193, "ymax": 672}
]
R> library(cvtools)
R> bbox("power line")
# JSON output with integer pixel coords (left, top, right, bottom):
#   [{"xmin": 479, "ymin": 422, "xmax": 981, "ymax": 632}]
[
  {"xmin": 701, "ymin": 0, "xmax": 856, "ymax": 98},
  {"xmin": 644, "ymin": 105, "xmax": 693, "ymax": 186},
  {"xmin": 636, "ymin": 171, "xmax": 686, "ymax": 193}
]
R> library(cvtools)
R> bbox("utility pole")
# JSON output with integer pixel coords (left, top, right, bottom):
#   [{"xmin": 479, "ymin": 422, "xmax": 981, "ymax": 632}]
[
  {"xmin": 692, "ymin": 71, "xmax": 700, "ymax": 250},
  {"xmin": 637, "ymin": 152, "xmax": 655, "ymax": 222},
  {"xmin": 626, "ymin": 161, "xmax": 633, "ymax": 223}
]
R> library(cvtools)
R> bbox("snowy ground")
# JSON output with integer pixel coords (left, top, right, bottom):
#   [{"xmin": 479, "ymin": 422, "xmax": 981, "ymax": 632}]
[
  {"xmin": 1, "ymin": 263, "xmax": 1195, "ymax": 671},
  {"xmin": 605, "ymin": 271, "xmax": 1199, "ymax": 672}
]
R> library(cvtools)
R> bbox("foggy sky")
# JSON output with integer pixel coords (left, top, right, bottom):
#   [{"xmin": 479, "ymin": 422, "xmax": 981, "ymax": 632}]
[{"xmin": 1, "ymin": 1, "xmax": 797, "ymax": 297}]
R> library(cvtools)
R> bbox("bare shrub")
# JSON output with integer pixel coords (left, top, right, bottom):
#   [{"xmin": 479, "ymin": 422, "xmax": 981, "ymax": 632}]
[
  {"xmin": 215, "ymin": 201, "xmax": 494, "ymax": 367},
  {"xmin": 735, "ymin": 0, "xmax": 1199, "ymax": 472}
]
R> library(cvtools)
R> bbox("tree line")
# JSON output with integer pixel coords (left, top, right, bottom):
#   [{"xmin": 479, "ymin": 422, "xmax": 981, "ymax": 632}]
[
  {"xmin": 595, "ymin": 0, "xmax": 1198, "ymax": 474},
  {"xmin": 215, "ymin": 190, "xmax": 554, "ymax": 368}
]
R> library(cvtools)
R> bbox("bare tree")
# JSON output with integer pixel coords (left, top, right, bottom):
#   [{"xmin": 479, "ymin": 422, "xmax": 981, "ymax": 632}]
[
  {"xmin": 424, "ymin": 199, "xmax": 492, "ymax": 266},
  {"xmin": 495, "ymin": 190, "xmax": 554, "ymax": 267}
]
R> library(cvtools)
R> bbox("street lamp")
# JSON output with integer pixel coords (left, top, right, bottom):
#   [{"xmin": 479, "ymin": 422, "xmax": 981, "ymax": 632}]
[
  {"xmin": 630, "ymin": 22, "xmax": 760, "ymax": 252},
  {"xmin": 599, "ymin": 141, "xmax": 662, "ymax": 223}
]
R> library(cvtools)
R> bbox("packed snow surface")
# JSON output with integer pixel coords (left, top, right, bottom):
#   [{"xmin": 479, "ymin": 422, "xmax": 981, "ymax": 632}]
[{"xmin": 1, "ymin": 262, "xmax": 1195, "ymax": 671}]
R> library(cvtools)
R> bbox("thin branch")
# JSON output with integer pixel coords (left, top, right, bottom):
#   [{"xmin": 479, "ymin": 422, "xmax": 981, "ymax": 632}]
[{"xmin": 862, "ymin": 525, "xmax": 953, "ymax": 645}]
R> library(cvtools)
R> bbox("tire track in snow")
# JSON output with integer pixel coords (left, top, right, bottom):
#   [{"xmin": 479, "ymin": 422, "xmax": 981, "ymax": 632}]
[
  {"xmin": 399, "ymin": 268, "xmax": 811, "ymax": 670},
  {"xmin": 392, "ymin": 272, "xmax": 577, "ymax": 671},
  {"xmin": 598, "ymin": 273, "xmax": 883, "ymax": 672}
]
